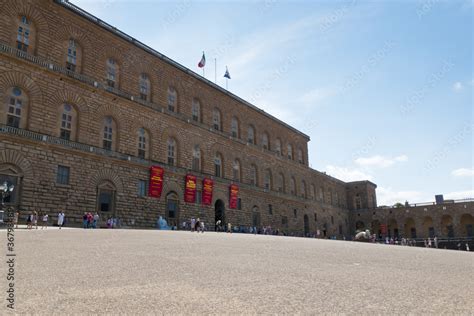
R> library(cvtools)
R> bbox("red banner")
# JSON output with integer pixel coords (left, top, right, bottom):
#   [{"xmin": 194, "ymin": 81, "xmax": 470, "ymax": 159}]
[
  {"xmin": 229, "ymin": 184, "xmax": 239, "ymax": 209},
  {"xmin": 148, "ymin": 166, "xmax": 164, "ymax": 198},
  {"xmin": 380, "ymin": 224, "xmax": 387, "ymax": 234},
  {"xmin": 202, "ymin": 178, "xmax": 213, "ymax": 205},
  {"xmin": 184, "ymin": 174, "xmax": 197, "ymax": 203}
]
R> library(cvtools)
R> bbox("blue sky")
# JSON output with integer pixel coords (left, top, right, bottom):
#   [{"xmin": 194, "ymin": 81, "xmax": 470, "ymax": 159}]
[{"xmin": 72, "ymin": 0, "xmax": 473, "ymax": 205}]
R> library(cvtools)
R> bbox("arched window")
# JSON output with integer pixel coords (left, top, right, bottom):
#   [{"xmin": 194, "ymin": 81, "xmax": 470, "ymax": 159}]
[
  {"xmin": 192, "ymin": 99, "xmax": 200, "ymax": 122},
  {"xmin": 102, "ymin": 116, "xmax": 116, "ymax": 151},
  {"xmin": 167, "ymin": 138, "xmax": 177, "ymax": 166},
  {"xmin": 214, "ymin": 153, "xmax": 223, "ymax": 177},
  {"xmin": 213, "ymin": 108, "xmax": 221, "ymax": 131},
  {"xmin": 301, "ymin": 180, "xmax": 307, "ymax": 198},
  {"xmin": 262, "ymin": 132, "xmax": 269, "ymax": 150},
  {"xmin": 275, "ymin": 138, "xmax": 282, "ymax": 156},
  {"xmin": 247, "ymin": 125, "xmax": 255, "ymax": 144},
  {"xmin": 139, "ymin": 74, "xmax": 150, "ymax": 101},
  {"xmin": 327, "ymin": 189, "xmax": 332, "ymax": 205},
  {"xmin": 232, "ymin": 159, "xmax": 241, "ymax": 182},
  {"xmin": 167, "ymin": 87, "xmax": 177, "ymax": 112},
  {"xmin": 319, "ymin": 187, "xmax": 324, "ymax": 201},
  {"xmin": 17, "ymin": 16, "xmax": 32, "ymax": 52},
  {"xmin": 59, "ymin": 104, "xmax": 77, "ymax": 141},
  {"xmin": 355, "ymin": 194, "xmax": 361, "ymax": 209},
  {"xmin": 137, "ymin": 128, "xmax": 148, "ymax": 159},
  {"xmin": 264, "ymin": 169, "xmax": 272, "ymax": 190},
  {"xmin": 250, "ymin": 164, "xmax": 258, "ymax": 186},
  {"xmin": 66, "ymin": 39, "xmax": 78, "ymax": 72},
  {"xmin": 297, "ymin": 149, "xmax": 304, "ymax": 164},
  {"xmin": 192, "ymin": 145, "xmax": 201, "ymax": 172},
  {"xmin": 335, "ymin": 192, "xmax": 339, "ymax": 206},
  {"xmin": 287, "ymin": 144, "xmax": 293, "ymax": 160},
  {"xmin": 231, "ymin": 117, "xmax": 239, "ymax": 138},
  {"xmin": 106, "ymin": 58, "xmax": 118, "ymax": 88},
  {"xmin": 310, "ymin": 184, "xmax": 316, "ymax": 200},
  {"xmin": 5, "ymin": 87, "xmax": 28, "ymax": 129},
  {"xmin": 278, "ymin": 172, "xmax": 285, "ymax": 193},
  {"xmin": 290, "ymin": 177, "xmax": 296, "ymax": 195}
]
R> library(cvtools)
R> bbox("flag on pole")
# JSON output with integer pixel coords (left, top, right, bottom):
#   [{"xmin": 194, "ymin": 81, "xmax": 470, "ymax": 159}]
[
  {"xmin": 198, "ymin": 52, "xmax": 206, "ymax": 68},
  {"xmin": 224, "ymin": 66, "xmax": 231, "ymax": 79}
]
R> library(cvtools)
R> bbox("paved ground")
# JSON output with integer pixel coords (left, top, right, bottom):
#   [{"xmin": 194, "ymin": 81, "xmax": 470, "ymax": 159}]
[{"xmin": 1, "ymin": 227, "xmax": 473, "ymax": 314}]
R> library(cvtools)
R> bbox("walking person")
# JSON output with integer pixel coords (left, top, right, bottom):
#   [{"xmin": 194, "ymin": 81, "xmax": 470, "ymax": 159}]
[
  {"xmin": 57, "ymin": 210, "xmax": 65, "ymax": 229},
  {"xmin": 13, "ymin": 211, "xmax": 19, "ymax": 229},
  {"xmin": 33, "ymin": 211, "xmax": 38, "ymax": 229},
  {"xmin": 227, "ymin": 222, "xmax": 232, "ymax": 233},
  {"xmin": 191, "ymin": 218, "xmax": 196, "ymax": 232},
  {"xmin": 93, "ymin": 212, "xmax": 99, "ymax": 229},
  {"xmin": 434, "ymin": 236, "xmax": 438, "ymax": 248},
  {"xmin": 82, "ymin": 212, "xmax": 88, "ymax": 229},
  {"xmin": 428, "ymin": 238, "xmax": 432, "ymax": 248},
  {"xmin": 195, "ymin": 218, "xmax": 201, "ymax": 233},
  {"xmin": 466, "ymin": 243, "xmax": 470, "ymax": 251},
  {"xmin": 42, "ymin": 213, "xmax": 48, "ymax": 229},
  {"xmin": 26, "ymin": 212, "xmax": 32, "ymax": 229}
]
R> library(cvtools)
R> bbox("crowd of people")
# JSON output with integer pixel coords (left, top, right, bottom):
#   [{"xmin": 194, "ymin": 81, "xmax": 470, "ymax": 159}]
[{"xmin": 12, "ymin": 210, "xmax": 65, "ymax": 229}]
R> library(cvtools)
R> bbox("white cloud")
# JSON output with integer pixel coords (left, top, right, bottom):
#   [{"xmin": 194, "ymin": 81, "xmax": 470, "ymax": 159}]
[
  {"xmin": 451, "ymin": 168, "xmax": 474, "ymax": 177},
  {"xmin": 444, "ymin": 190, "xmax": 474, "ymax": 200},
  {"xmin": 325, "ymin": 165, "xmax": 373, "ymax": 182},
  {"xmin": 453, "ymin": 81, "xmax": 463, "ymax": 91},
  {"xmin": 376, "ymin": 186, "xmax": 426, "ymax": 206},
  {"xmin": 355, "ymin": 154, "xmax": 408, "ymax": 168}
]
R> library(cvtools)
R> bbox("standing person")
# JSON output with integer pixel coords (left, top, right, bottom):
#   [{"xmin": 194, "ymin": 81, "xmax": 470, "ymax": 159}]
[
  {"xmin": 227, "ymin": 222, "xmax": 232, "ymax": 233},
  {"xmin": 201, "ymin": 221, "xmax": 205, "ymax": 233},
  {"xmin": 26, "ymin": 212, "xmax": 32, "ymax": 229},
  {"xmin": 57, "ymin": 211, "xmax": 65, "ymax": 229},
  {"xmin": 191, "ymin": 218, "xmax": 196, "ymax": 232},
  {"xmin": 93, "ymin": 213, "xmax": 99, "ymax": 229},
  {"xmin": 33, "ymin": 211, "xmax": 38, "ymax": 229},
  {"xmin": 215, "ymin": 219, "xmax": 221, "ymax": 232},
  {"xmin": 466, "ymin": 243, "xmax": 470, "ymax": 251},
  {"xmin": 87, "ymin": 212, "xmax": 93, "ymax": 229},
  {"xmin": 195, "ymin": 218, "xmax": 201, "ymax": 233},
  {"xmin": 82, "ymin": 212, "xmax": 88, "ymax": 229},
  {"xmin": 42, "ymin": 213, "xmax": 48, "ymax": 229},
  {"xmin": 434, "ymin": 236, "xmax": 438, "ymax": 248},
  {"xmin": 428, "ymin": 238, "xmax": 432, "ymax": 248},
  {"xmin": 13, "ymin": 211, "xmax": 19, "ymax": 229}
]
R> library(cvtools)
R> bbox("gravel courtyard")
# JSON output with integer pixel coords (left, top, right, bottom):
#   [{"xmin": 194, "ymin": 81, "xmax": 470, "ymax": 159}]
[{"xmin": 2, "ymin": 228, "xmax": 473, "ymax": 314}]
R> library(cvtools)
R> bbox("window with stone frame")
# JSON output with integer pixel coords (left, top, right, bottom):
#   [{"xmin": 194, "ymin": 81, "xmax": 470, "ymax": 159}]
[
  {"xmin": 247, "ymin": 125, "xmax": 255, "ymax": 144},
  {"xmin": 66, "ymin": 39, "xmax": 78, "ymax": 72},
  {"xmin": 278, "ymin": 172, "xmax": 285, "ymax": 192},
  {"xmin": 192, "ymin": 99, "xmax": 200, "ymax": 122},
  {"xmin": 56, "ymin": 165, "xmax": 70, "ymax": 185},
  {"xmin": 287, "ymin": 144, "xmax": 293, "ymax": 160},
  {"xmin": 213, "ymin": 108, "xmax": 221, "ymax": 131},
  {"xmin": 137, "ymin": 128, "xmax": 147, "ymax": 159},
  {"xmin": 319, "ymin": 187, "xmax": 324, "ymax": 201},
  {"xmin": 106, "ymin": 58, "xmax": 117, "ymax": 88},
  {"xmin": 139, "ymin": 73, "xmax": 150, "ymax": 101},
  {"xmin": 167, "ymin": 87, "xmax": 177, "ymax": 112},
  {"xmin": 60, "ymin": 104, "xmax": 76, "ymax": 141},
  {"xmin": 355, "ymin": 195, "xmax": 362, "ymax": 210},
  {"xmin": 138, "ymin": 180, "xmax": 147, "ymax": 197},
  {"xmin": 232, "ymin": 159, "xmax": 241, "ymax": 182},
  {"xmin": 214, "ymin": 153, "xmax": 223, "ymax": 177},
  {"xmin": 290, "ymin": 177, "xmax": 296, "ymax": 195},
  {"xmin": 231, "ymin": 117, "xmax": 239, "ymax": 138},
  {"xmin": 102, "ymin": 116, "xmax": 114, "ymax": 151},
  {"xmin": 310, "ymin": 184, "xmax": 316, "ymax": 200},
  {"xmin": 264, "ymin": 169, "xmax": 271, "ymax": 190},
  {"xmin": 301, "ymin": 180, "xmax": 306, "ymax": 198},
  {"xmin": 17, "ymin": 16, "xmax": 32, "ymax": 52},
  {"xmin": 297, "ymin": 148, "xmax": 304, "ymax": 164},
  {"xmin": 167, "ymin": 138, "xmax": 177, "ymax": 166},
  {"xmin": 192, "ymin": 145, "xmax": 201, "ymax": 172},
  {"xmin": 250, "ymin": 164, "xmax": 257, "ymax": 186},
  {"xmin": 6, "ymin": 87, "xmax": 27, "ymax": 129},
  {"xmin": 262, "ymin": 132, "xmax": 269, "ymax": 150},
  {"xmin": 275, "ymin": 138, "xmax": 282, "ymax": 156}
]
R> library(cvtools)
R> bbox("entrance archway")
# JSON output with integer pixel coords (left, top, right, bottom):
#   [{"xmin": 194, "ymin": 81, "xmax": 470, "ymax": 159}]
[
  {"xmin": 441, "ymin": 215, "xmax": 454, "ymax": 237},
  {"xmin": 304, "ymin": 214, "xmax": 310, "ymax": 237},
  {"xmin": 404, "ymin": 218, "xmax": 416, "ymax": 238},
  {"xmin": 460, "ymin": 214, "xmax": 474, "ymax": 237},
  {"xmin": 215, "ymin": 199, "xmax": 225, "ymax": 231},
  {"xmin": 97, "ymin": 180, "xmax": 117, "ymax": 220},
  {"xmin": 166, "ymin": 191, "xmax": 179, "ymax": 229},
  {"xmin": 388, "ymin": 218, "xmax": 399, "ymax": 238},
  {"xmin": 422, "ymin": 216, "xmax": 434, "ymax": 238}
]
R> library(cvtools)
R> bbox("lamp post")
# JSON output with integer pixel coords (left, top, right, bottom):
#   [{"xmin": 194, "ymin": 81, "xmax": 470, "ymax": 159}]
[{"xmin": 0, "ymin": 181, "xmax": 15, "ymax": 208}]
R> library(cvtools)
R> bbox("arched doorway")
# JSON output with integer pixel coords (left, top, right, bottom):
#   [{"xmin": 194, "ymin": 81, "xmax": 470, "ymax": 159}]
[
  {"xmin": 441, "ymin": 215, "xmax": 454, "ymax": 237},
  {"xmin": 422, "ymin": 216, "xmax": 434, "ymax": 238},
  {"xmin": 97, "ymin": 180, "xmax": 117, "ymax": 219},
  {"xmin": 355, "ymin": 220, "xmax": 365, "ymax": 231},
  {"xmin": 252, "ymin": 206, "xmax": 260, "ymax": 228},
  {"xmin": 460, "ymin": 214, "xmax": 474, "ymax": 237},
  {"xmin": 214, "ymin": 199, "xmax": 225, "ymax": 231},
  {"xmin": 404, "ymin": 218, "xmax": 416, "ymax": 238},
  {"xmin": 166, "ymin": 191, "xmax": 179, "ymax": 229},
  {"xmin": 371, "ymin": 220, "xmax": 381, "ymax": 237},
  {"xmin": 388, "ymin": 218, "xmax": 399, "ymax": 238},
  {"xmin": 303, "ymin": 214, "xmax": 310, "ymax": 237}
]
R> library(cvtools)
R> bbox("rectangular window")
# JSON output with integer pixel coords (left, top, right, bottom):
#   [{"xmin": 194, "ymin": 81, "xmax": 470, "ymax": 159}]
[
  {"xmin": 138, "ymin": 180, "xmax": 147, "ymax": 197},
  {"xmin": 7, "ymin": 116, "xmax": 20, "ymax": 128},
  {"xmin": 281, "ymin": 216, "xmax": 288, "ymax": 228},
  {"xmin": 56, "ymin": 165, "xmax": 70, "ymax": 185},
  {"xmin": 138, "ymin": 149, "xmax": 146, "ymax": 159},
  {"xmin": 60, "ymin": 129, "xmax": 71, "ymax": 141},
  {"xmin": 196, "ymin": 190, "xmax": 202, "ymax": 204},
  {"xmin": 268, "ymin": 204, "xmax": 273, "ymax": 215},
  {"xmin": 103, "ymin": 140, "xmax": 112, "ymax": 151},
  {"xmin": 237, "ymin": 198, "xmax": 242, "ymax": 210},
  {"xmin": 293, "ymin": 209, "xmax": 297, "ymax": 218},
  {"xmin": 339, "ymin": 225, "xmax": 343, "ymax": 235},
  {"xmin": 314, "ymin": 213, "xmax": 317, "ymax": 221}
]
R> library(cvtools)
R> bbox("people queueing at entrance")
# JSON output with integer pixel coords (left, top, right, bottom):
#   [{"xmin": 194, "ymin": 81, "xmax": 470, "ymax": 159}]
[
  {"xmin": 42, "ymin": 213, "xmax": 48, "ymax": 229},
  {"xmin": 57, "ymin": 211, "xmax": 65, "ymax": 229}
]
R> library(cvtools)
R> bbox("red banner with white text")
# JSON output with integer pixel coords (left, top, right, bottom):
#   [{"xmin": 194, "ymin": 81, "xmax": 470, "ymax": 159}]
[
  {"xmin": 184, "ymin": 174, "xmax": 197, "ymax": 203},
  {"xmin": 148, "ymin": 166, "xmax": 164, "ymax": 198},
  {"xmin": 229, "ymin": 184, "xmax": 239, "ymax": 209},
  {"xmin": 202, "ymin": 178, "xmax": 213, "ymax": 205}
]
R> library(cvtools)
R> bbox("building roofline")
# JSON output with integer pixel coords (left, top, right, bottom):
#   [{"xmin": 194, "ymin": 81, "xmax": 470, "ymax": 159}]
[
  {"xmin": 55, "ymin": 0, "xmax": 310, "ymax": 141},
  {"xmin": 346, "ymin": 180, "xmax": 378, "ymax": 188}
]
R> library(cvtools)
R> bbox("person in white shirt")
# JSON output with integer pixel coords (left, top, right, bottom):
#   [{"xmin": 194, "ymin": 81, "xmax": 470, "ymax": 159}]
[
  {"xmin": 57, "ymin": 211, "xmax": 65, "ymax": 229},
  {"xmin": 42, "ymin": 213, "xmax": 48, "ymax": 229}
]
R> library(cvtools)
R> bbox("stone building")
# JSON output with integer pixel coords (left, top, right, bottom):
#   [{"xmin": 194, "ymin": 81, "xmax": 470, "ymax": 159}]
[{"xmin": 0, "ymin": 0, "xmax": 472, "ymax": 239}]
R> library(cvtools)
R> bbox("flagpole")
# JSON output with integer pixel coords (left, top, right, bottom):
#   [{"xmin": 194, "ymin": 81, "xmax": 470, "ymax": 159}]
[
  {"xmin": 214, "ymin": 58, "xmax": 217, "ymax": 84},
  {"xmin": 226, "ymin": 78, "xmax": 228, "ymax": 90}
]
